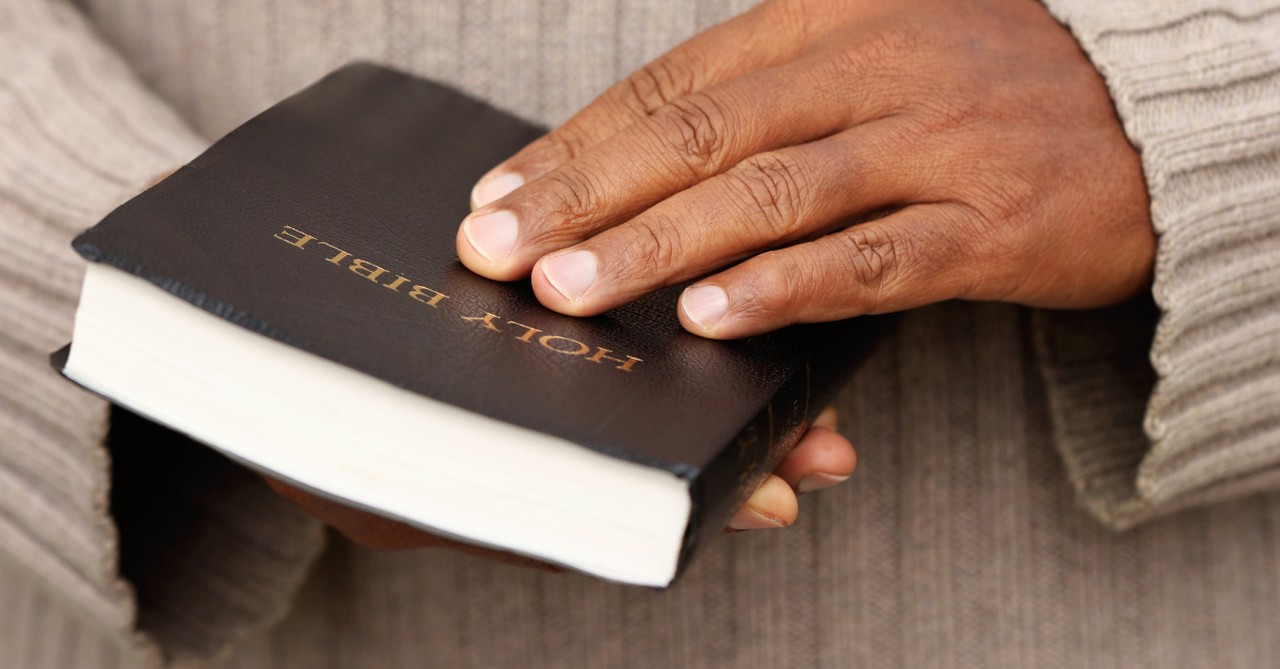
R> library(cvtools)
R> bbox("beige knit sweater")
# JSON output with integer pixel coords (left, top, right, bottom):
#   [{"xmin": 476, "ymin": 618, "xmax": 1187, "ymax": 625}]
[{"xmin": 1, "ymin": 0, "xmax": 1278, "ymax": 665}]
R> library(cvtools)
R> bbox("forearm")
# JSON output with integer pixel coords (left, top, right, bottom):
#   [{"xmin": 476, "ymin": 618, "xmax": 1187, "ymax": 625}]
[{"xmin": 1034, "ymin": 0, "xmax": 1280, "ymax": 526}]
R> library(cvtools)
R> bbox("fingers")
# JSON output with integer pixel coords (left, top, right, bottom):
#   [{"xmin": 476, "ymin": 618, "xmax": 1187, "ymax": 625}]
[
  {"xmin": 459, "ymin": 57, "xmax": 897, "ymax": 283},
  {"xmin": 679, "ymin": 203, "xmax": 986, "ymax": 338},
  {"xmin": 518, "ymin": 122, "xmax": 917, "ymax": 313},
  {"xmin": 728, "ymin": 475, "xmax": 798, "ymax": 530},
  {"xmin": 469, "ymin": 1, "xmax": 813, "ymax": 208},
  {"xmin": 772, "ymin": 424, "xmax": 857, "ymax": 494},
  {"xmin": 728, "ymin": 405, "xmax": 855, "ymax": 530}
]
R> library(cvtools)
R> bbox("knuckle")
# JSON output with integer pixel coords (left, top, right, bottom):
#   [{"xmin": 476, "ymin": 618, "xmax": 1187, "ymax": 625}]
[
  {"xmin": 522, "ymin": 163, "xmax": 604, "ymax": 243},
  {"xmin": 834, "ymin": 227, "xmax": 904, "ymax": 297},
  {"xmin": 540, "ymin": 128, "xmax": 589, "ymax": 163},
  {"xmin": 769, "ymin": 0, "xmax": 818, "ymax": 42},
  {"xmin": 867, "ymin": 24, "xmax": 924, "ymax": 60},
  {"xmin": 949, "ymin": 186, "xmax": 1035, "ymax": 299},
  {"xmin": 964, "ymin": 169, "xmax": 1035, "ymax": 228},
  {"xmin": 917, "ymin": 93, "xmax": 985, "ymax": 135},
  {"xmin": 617, "ymin": 218, "xmax": 686, "ymax": 278},
  {"xmin": 829, "ymin": 25, "xmax": 921, "ymax": 76},
  {"xmin": 736, "ymin": 261, "xmax": 797, "ymax": 322},
  {"xmin": 725, "ymin": 152, "xmax": 812, "ymax": 238},
  {"xmin": 734, "ymin": 251, "xmax": 825, "ymax": 326},
  {"xmin": 623, "ymin": 58, "xmax": 697, "ymax": 117},
  {"xmin": 649, "ymin": 93, "xmax": 732, "ymax": 176}
]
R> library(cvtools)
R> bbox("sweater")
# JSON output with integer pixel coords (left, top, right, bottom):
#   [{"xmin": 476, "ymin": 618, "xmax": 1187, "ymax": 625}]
[{"xmin": 1, "ymin": 0, "xmax": 1277, "ymax": 665}]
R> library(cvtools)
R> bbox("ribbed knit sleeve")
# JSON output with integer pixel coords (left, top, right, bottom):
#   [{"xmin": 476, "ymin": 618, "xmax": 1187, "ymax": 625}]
[
  {"xmin": 0, "ymin": 2, "xmax": 324, "ymax": 664},
  {"xmin": 1033, "ymin": 0, "xmax": 1280, "ymax": 528}
]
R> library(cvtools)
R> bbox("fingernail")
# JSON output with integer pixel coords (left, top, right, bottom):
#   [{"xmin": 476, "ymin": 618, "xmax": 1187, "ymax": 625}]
[
  {"xmin": 471, "ymin": 171, "xmax": 524, "ymax": 209},
  {"xmin": 462, "ymin": 210, "xmax": 519, "ymax": 262},
  {"xmin": 797, "ymin": 473, "xmax": 850, "ymax": 494},
  {"xmin": 728, "ymin": 507, "xmax": 787, "ymax": 531},
  {"xmin": 541, "ymin": 250, "xmax": 598, "ymax": 302},
  {"xmin": 681, "ymin": 284, "xmax": 728, "ymax": 330}
]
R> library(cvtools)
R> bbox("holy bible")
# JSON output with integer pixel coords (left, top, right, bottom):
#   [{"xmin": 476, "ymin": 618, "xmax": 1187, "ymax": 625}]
[{"xmin": 54, "ymin": 63, "xmax": 883, "ymax": 587}]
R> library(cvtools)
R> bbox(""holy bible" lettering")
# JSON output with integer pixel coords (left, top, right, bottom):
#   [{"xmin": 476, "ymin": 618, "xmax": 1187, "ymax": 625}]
[{"xmin": 273, "ymin": 225, "xmax": 643, "ymax": 372}]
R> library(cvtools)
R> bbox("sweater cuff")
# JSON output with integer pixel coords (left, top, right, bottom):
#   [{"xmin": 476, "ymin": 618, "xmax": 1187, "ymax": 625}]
[
  {"xmin": 0, "ymin": 2, "xmax": 323, "ymax": 663},
  {"xmin": 1035, "ymin": 0, "xmax": 1280, "ymax": 527}
]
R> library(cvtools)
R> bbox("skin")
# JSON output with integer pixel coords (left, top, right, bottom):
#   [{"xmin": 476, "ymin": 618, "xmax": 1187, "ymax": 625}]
[
  {"xmin": 457, "ymin": 0, "xmax": 1152, "ymax": 327},
  {"xmin": 266, "ymin": 0, "xmax": 1154, "ymax": 552}
]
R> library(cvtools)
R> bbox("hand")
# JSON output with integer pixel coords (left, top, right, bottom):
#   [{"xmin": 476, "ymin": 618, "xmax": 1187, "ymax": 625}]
[
  {"xmin": 455, "ymin": 0, "xmax": 1154, "ymax": 339},
  {"xmin": 266, "ymin": 406, "xmax": 855, "ymax": 558}
]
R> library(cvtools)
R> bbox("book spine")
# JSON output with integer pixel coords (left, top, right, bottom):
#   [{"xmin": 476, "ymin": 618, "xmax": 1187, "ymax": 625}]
[{"xmin": 672, "ymin": 319, "xmax": 888, "ymax": 582}]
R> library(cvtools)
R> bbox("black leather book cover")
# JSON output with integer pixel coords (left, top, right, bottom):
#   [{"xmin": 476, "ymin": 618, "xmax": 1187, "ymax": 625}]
[{"xmin": 66, "ymin": 62, "xmax": 887, "ymax": 579}]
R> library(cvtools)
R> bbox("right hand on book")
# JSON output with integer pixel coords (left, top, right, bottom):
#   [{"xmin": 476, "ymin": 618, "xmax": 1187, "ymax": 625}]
[
  {"xmin": 455, "ymin": 0, "xmax": 1152, "ymax": 338},
  {"xmin": 262, "ymin": 406, "xmax": 854, "ymax": 559}
]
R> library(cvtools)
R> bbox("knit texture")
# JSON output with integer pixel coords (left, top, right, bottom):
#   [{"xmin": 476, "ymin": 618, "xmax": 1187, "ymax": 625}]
[
  {"xmin": 1, "ymin": 0, "xmax": 1278, "ymax": 666},
  {"xmin": 8, "ymin": 305, "xmax": 1280, "ymax": 669},
  {"xmin": 1035, "ymin": 0, "xmax": 1280, "ymax": 527},
  {"xmin": 75, "ymin": 0, "xmax": 1280, "ymax": 532},
  {"xmin": 0, "ymin": 2, "xmax": 324, "ymax": 663}
]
